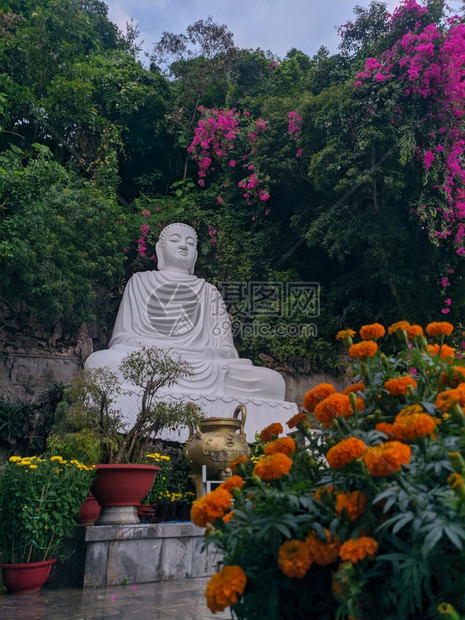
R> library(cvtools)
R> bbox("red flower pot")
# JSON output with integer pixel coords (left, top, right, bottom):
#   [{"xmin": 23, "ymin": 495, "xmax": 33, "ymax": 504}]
[
  {"xmin": 91, "ymin": 464, "xmax": 161, "ymax": 507},
  {"xmin": 77, "ymin": 492, "xmax": 101, "ymax": 526},
  {"xmin": 1, "ymin": 559, "xmax": 56, "ymax": 594}
]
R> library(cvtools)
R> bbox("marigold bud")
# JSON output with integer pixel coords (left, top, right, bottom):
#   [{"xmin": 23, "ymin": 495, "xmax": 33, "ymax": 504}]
[
  {"xmin": 231, "ymin": 487, "xmax": 243, "ymax": 501},
  {"xmin": 450, "ymin": 403, "xmax": 465, "ymax": 426},
  {"xmin": 398, "ymin": 328, "xmax": 409, "ymax": 346},
  {"xmin": 438, "ymin": 602, "xmax": 462, "ymax": 620},
  {"xmin": 348, "ymin": 391, "xmax": 357, "ymax": 412},
  {"xmin": 449, "ymin": 451, "xmax": 465, "ymax": 474},
  {"xmin": 379, "ymin": 353, "xmax": 389, "ymax": 370},
  {"xmin": 447, "ymin": 473, "xmax": 465, "ymax": 500}
]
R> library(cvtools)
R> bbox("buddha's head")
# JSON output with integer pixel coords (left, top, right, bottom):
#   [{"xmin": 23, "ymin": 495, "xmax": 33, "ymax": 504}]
[{"xmin": 156, "ymin": 222, "xmax": 198, "ymax": 274}]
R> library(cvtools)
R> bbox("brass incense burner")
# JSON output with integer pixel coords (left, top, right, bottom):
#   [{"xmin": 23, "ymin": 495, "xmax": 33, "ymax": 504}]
[{"xmin": 185, "ymin": 405, "xmax": 250, "ymax": 498}]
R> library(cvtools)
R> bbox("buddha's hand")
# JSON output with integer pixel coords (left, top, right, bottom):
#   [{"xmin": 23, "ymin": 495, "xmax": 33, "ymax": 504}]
[{"xmin": 203, "ymin": 347, "xmax": 235, "ymax": 360}]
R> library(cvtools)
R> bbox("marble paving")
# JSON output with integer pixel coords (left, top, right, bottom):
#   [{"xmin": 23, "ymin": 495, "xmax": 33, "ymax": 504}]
[{"xmin": 0, "ymin": 577, "xmax": 232, "ymax": 620}]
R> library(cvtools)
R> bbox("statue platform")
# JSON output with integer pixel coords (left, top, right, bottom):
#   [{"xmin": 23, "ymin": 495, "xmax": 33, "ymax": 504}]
[{"xmin": 117, "ymin": 388, "xmax": 298, "ymax": 443}]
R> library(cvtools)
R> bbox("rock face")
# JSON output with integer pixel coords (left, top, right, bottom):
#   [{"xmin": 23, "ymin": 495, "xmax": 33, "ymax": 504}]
[
  {"xmin": 0, "ymin": 321, "xmax": 98, "ymax": 402},
  {"xmin": 0, "ymin": 352, "xmax": 81, "ymax": 402}
]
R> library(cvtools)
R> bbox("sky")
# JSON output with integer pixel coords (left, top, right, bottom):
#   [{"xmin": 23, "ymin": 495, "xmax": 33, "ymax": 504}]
[{"xmin": 103, "ymin": 0, "xmax": 408, "ymax": 63}]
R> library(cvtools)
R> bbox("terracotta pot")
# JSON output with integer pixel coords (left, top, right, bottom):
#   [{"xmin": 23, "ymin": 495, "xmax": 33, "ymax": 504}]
[
  {"xmin": 137, "ymin": 504, "xmax": 155, "ymax": 522},
  {"xmin": 91, "ymin": 464, "xmax": 161, "ymax": 525},
  {"xmin": 91, "ymin": 464, "xmax": 161, "ymax": 507},
  {"xmin": 77, "ymin": 492, "xmax": 101, "ymax": 526},
  {"xmin": 1, "ymin": 559, "xmax": 56, "ymax": 594}
]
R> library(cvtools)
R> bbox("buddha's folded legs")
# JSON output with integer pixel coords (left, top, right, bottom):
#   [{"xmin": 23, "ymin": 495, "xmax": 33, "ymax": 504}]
[
  {"xmin": 223, "ymin": 363, "xmax": 286, "ymax": 400},
  {"xmin": 85, "ymin": 348, "xmax": 285, "ymax": 401}
]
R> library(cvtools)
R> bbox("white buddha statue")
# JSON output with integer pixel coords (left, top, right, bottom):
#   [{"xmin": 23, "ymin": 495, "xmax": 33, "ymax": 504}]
[{"xmin": 85, "ymin": 222, "xmax": 297, "ymax": 440}]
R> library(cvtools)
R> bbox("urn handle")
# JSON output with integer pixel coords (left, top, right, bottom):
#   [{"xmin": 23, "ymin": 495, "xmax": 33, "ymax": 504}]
[
  {"xmin": 189, "ymin": 422, "xmax": 202, "ymax": 437},
  {"xmin": 233, "ymin": 404, "xmax": 247, "ymax": 435}
]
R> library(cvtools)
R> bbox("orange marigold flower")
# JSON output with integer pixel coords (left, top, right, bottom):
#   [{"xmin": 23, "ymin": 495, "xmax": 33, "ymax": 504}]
[
  {"xmin": 259, "ymin": 422, "xmax": 283, "ymax": 442},
  {"xmin": 264, "ymin": 436, "xmax": 296, "ymax": 457},
  {"xmin": 343, "ymin": 382, "xmax": 365, "ymax": 395},
  {"xmin": 375, "ymin": 422, "xmax": 395, "ymax": 438},
  {"xmin": 387, "ymin": 320, "xmax": 410, "ymax": 335},
  {"xmin": 384, "ymin": 376, "xmax": 417, "ymax": 396},
  {"xmin": 278, "ymin": 539, "xmax": 312, "ymax": 578},
  {"xmin": 336, "ymin": 329, "xmax": 356, "ymax": 340},
  {"xmin": 435, "ymin": 384, "xmax": 465, "ymax": 412},
  {"xmin": 191, "ymin": 488, "xmax": 233, "ymax": 527},
  {"xmin": 426, "ymin": 321, "xmax": 454, "ymax": 337},
  {"xmin": 314, "ymin": 393, "xmax": 354, "ymax": 428},
  {"xmin": 339, "ymin": 537, "xmax": 378, "ymax": 563},
  {"xmin": 405, "ymin": 324, "xmax": 424, "ymax": 340},
  {"xmin": 206, "ymin": 565, "xmax": 247, "ymax": 613},
  {"xmin": 222, "ymin": 511, "xmax": 235, "ymax": 524},
  {"xmin": 428, "ymin": 343, "xmax": 455, "ymax": 360},
  {"xmin": 306, "ymin": 529, "xmax": 340, "ymax": 565},
  {"xmin": 219, "ymin": 475, "xmax": 244, "ymax": 492},
  {"xmin": 253, "ymin": 452, "xmax": 293, "ymax": 481},
  {"xmin": 287, "ymin": 412, "xmax": 308, "ymax": 429},
  {"xmin": 335, "ymin": 491, "xmax": 367, "ymax": 522},
  {"xmin": 362, "ymin": 441, "xmax": 412, "ymax": 476},
  {"xmin": 392, "ymin": 406, "xmax": 438, "ymax": 441},
  {"xmin": 326, "ymin": 438, "xmax": 367, "ymax": 469},
  {"xmin": 230, "ymin": 455, "xmax": 248, "ymax": 471},
  {"xmin": 441, "ymin": 344, "xmax": 455, "ymax": 360},
  {"xmin": 348, "ymin": 341, "xmax": 378, "ymax": 359},
  {"xmin": 440, "ymin": 366, "xmax": 465, "ymax": 387},
  {"xmin": 359, "ymin": 323, "xmax": 385, "ymax": 340},
  {"xmin": 303, "ymin": 383, "xmax": 336, "ymax": 412}
]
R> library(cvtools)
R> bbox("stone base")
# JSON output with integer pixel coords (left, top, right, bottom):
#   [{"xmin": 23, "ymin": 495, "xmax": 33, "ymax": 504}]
[
  {"xmin": 61, "ymin": 522, "xmax": 219, "ymax": 587},
  {"xmin": 96, "ymin": 506, "xmax": 140, "ymax": 525}
]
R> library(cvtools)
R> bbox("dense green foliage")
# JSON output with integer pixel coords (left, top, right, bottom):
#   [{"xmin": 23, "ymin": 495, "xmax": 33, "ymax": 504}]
[
  {"xmin": 1, "ymin": 0, "xmax": 464, "ymax": 370},
  {"xmin": 0, "ymin": 454, "xmax": 94, "ymax": 563}
]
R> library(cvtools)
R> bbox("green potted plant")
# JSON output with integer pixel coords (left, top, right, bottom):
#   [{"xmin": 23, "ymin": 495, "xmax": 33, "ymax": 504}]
[
  {"xmin": 138, "ymin": 451, "xmax": 196, "ymax": 522},
  {"xmin": 138, "ymin": 452, "xmax": 173, "ymax": 522},
  {"xmin": 191, "ymin": 320, "xmax": 465, "ymax": 619},
  {"xmin": 60, "ymin": 346, "xmax": 204, "ymax": 524},
  {"xmin": 0, "ymin": 454, "xmax": 94, "ymax": 593},
  {"xmin": 46, "ymin": 429, "xmax": 102, "ymax": 526}
]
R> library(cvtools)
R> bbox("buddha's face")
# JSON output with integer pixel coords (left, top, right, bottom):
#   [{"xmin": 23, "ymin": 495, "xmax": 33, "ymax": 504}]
[{"xmin": 160, "ymin": 226, "xmax": 197, "ymax": 272}]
